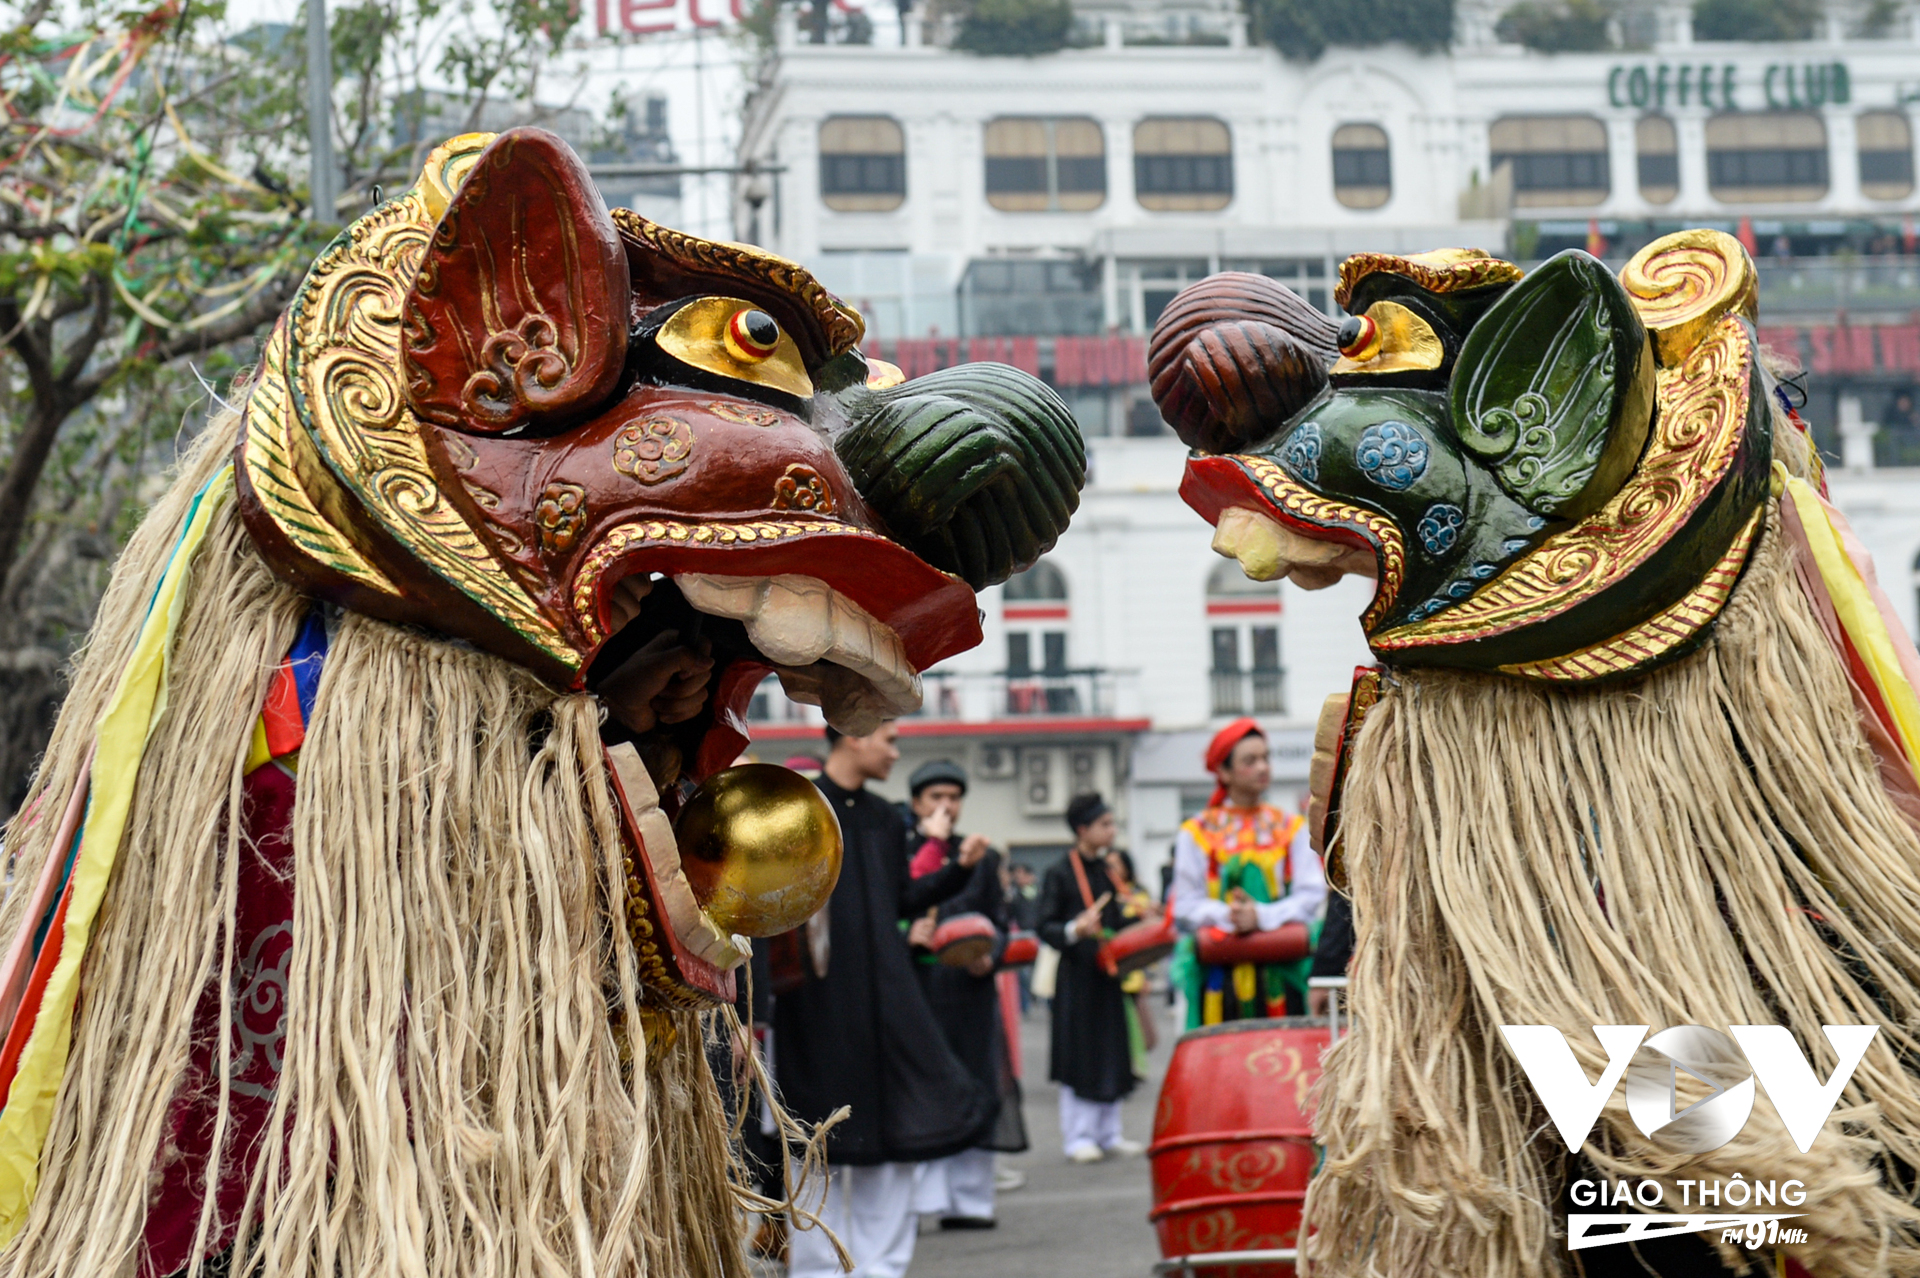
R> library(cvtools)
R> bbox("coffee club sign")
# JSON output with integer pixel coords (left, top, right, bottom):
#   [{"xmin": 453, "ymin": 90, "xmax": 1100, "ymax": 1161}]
[{"xmin": 1607, "ymin": 60, "xmax": 1851, "ymax": 111}]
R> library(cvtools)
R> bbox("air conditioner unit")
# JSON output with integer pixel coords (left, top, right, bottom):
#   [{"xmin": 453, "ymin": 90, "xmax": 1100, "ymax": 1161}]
[
  {"xmin": 1017, "ymin": 747, "xmax": 1065, "ymax": 818},
  {"xmin": 976, "ymin": 743, "xmax": 1018, "ymax": 780}
]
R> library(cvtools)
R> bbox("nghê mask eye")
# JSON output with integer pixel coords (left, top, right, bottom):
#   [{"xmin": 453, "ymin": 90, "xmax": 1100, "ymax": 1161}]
[{"xmin": 644, "ymin": 296, "xmax": 815, "ymax": 401}]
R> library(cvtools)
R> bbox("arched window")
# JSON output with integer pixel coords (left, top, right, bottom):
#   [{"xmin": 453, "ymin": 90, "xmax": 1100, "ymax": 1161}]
[
  {"xmin": 819, "ymin": 116, "xmax": 905, "ymax": 212},
  {"xmin": 1637, "ymin": 115, "xmax": 1679, "ymax": 204},
  {"xmin": 1859, "ymin": 111, "xmax": 1915, "ymax": 201},
  {"xmin": 985, "ymin": 118, "xmax": 1106, "ymax": 212},
  {"xmin": 1332, "ymin": 123, "xmax": 1391, "ymax": 210},
  {"xmin": 1003, "ymin": 560, "xmax": 1075, "ymax": 712},
  {"xmin": 1489, "ymin": 115, "xmax": 1610, "ymax": 207},
  {"xmin": 1706, "ymin": 112, "xmax": 1828, "ymax": 203},
  {"xmin": 1134, "ymin": 118, "xmax": 1234, "ymax": 212},
  {"xmin": 1205, "ymin": 561, "xmax": 1282, "ymax": 715},
  {"xmin": 1004, "ymin": 560, "xmax": 1069, "ymax": 600}
]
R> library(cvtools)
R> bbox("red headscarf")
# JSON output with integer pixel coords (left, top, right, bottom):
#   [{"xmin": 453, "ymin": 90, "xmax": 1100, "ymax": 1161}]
[{"xmin": 1204, "ymin": 717, "xmax": 1264, "ymax": 807}]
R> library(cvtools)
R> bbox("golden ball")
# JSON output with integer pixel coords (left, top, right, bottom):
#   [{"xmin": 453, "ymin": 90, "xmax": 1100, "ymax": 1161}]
[{"xmin": 674, "ymin": 764, "xmax": 843, "ymax": 937}]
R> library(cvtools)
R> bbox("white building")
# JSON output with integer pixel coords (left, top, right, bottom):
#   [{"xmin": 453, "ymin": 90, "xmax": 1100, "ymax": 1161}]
[{"xmin": 726, "ymin": 2, "xmax": 1920, "ymax": 885}]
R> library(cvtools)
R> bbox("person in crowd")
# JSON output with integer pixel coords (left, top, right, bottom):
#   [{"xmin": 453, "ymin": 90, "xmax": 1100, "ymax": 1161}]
[
  {"xmin": 1170, "ymin": 718, "xmax": 1326, "ymax": 1026},
  {"xmin": 1037, "ymin": 793, "xmax": 1144, "ymax": 1164},
  {"xmin": 898, "ymin": 759, "xmax": 1028, "ymax": 1229},
  {"xmin": 1308, "ymin": 890, "xmax": 1355, "ymax": 1019},
  {"xmin": 773, "ymin": 725, "xmax": 993, "ymax": 1278},
  {"xmin": 1103, "ymin": 848, "xmax": 1159, "ymax": 1062},
  {"xmin": 1004, "ymin": 862, "xmax": 1042, "ymax": 1012},
  {"xmin": 1006, "ymin": 862, "xmax": 1041, "ymax": 932}
]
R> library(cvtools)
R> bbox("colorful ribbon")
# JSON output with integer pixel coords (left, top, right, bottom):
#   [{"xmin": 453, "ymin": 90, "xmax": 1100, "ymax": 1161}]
[
  {"xmin": 0, "ymin": 464, "xmax": 234, "ymax": 1242},
  {"xmin": 1779, "ymin": 465, "xmax": 1920, "ymax": 791}
]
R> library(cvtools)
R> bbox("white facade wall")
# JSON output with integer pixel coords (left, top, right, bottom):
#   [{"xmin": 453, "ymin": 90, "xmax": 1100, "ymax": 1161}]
[{"xmin": 736, "ymin": 20, "xmax": 1920, "ymax": 890}]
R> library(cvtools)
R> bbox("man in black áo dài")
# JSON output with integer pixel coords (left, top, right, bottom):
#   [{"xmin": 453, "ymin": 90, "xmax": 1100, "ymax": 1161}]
[
  {"xmin": 901, "ymin": 759, "xmax": 1029, "ymax": 1230},
  {"xmin": 773, "ymin": 724, "xmax": 994, "ymax": 1278},
  {"xmin": 1037, "ymin": 793, "xmax": 1145, "ymax": 1163}
]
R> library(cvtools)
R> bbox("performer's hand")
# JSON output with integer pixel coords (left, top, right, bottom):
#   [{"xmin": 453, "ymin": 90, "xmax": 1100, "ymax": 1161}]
[
  {"xmin": 605, "ymin": 575, "xmax": 654, "ymax": 634},
  {"xmin": 600, "ymin": 629, "xmax": 714, "ymax": 733},
  {"xmin": 966, "ymin": 952, "xmax": 995, "ymax": 977},
  {"xmin": 921, "ymin": 806, "xmax": 955, "ymax": 841},
  {"xmin": 1228, "ymin": 898, "xmax": 1261, "ymax": 934},
  {"xmin": 957, "ymin": 833, "xmax": 991, "ymax": 867},
  {"xmin": 1070, "ymin": 896, "xmax": 1107, "ymax": 942},
  {"xmin": 908, "ymin": 912, "xmax": 937, "ymax": 948}
]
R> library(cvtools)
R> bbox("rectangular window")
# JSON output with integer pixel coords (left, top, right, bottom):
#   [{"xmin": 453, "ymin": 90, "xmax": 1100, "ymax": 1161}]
[
  {"xmin": 819, "ymin": 116, "xmax": 905, "ymax": 212},
  {"xmin": 1331, "ymin": 123, "xmax": 1391, "ymax": 210},
  {"xmin": 1858, "ymin": 111, "xmax": 1915, "ymax": 200},
  {"xmin": 1134, "ymin": 118, "xmax": 1233, "ymax": 211},
  {"xmin": 1042, "ymin": 631, "xmax": 1069, "ymax": 676},
  {"xmin": 1490, "ymin": 115, "xmax": 1610, "ymax": 207},
  {"xmin": 986, "ymin": 118, "xmax": 1106, "ymax": 213},
  {"xmin": 1636, "ymin": 115, "xmax": 1679, "ymax": 204},
  {"xmin": 1007, "ymin": 631, "xmax": 1032, "ymax": 676},
  {"xmin": 1705, "ymin": 112, "xmax": 1829, "ymax": 203},
  {"xmin": 1211, "ymin": 627, "xmax": 1240, "ymax": 673},
  {"xmin": 1251, "ymin": 626, "xmax": 1281, "ymax": 672}
]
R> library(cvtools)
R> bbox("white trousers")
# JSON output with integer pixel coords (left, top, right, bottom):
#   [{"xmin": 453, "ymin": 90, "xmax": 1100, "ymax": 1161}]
[
  {"xmin": 1058, "ymin": 1086, "xmax": 1123, "ymax": 1155},
  {"xmin": 911, "ymin": 1147, "xmax": 996, "ymax": 1220},
  {"xmin": 787, "ymin": 1161, "xmax": 919, "ymax": 1278}
]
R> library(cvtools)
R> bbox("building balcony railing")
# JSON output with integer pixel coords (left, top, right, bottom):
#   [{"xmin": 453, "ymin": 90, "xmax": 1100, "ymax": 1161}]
[
  {"xmin": 1753, "ymin": 257, "xmax": 1920, "ymax": 318},
  {"xmin": 1210, "ymin": 668, "xmax": 1286, "ymax": 717},
  {"xmin": 743, "ymin": 668, "xmax": 1140, "ymax": 725}
]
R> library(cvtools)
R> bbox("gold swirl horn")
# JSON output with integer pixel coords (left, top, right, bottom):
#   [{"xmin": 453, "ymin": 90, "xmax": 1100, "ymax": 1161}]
[
  {"xmin": 673, "ymin": 764, "xmax": 844, "ymax": 936},
  {"xmin": 1621, "ymin": 229, "xmax": 1758, "ymax": 367}
]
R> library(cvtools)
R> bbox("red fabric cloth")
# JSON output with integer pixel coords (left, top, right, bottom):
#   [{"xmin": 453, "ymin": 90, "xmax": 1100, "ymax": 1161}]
[
  {"xmin": 141, "ymin": 761, "xmax": 299, "ymax": 1277},
  {"xmin": 1203, "ymin": 717, "xmax": 1264, "ymax": 807},
  {"xmin": 909, "ymin": 836, "xmax": 947, "ymax": 879}
]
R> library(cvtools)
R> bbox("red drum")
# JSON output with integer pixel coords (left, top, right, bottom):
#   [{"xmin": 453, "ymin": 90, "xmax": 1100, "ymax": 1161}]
[
  {"xmin": 1195, "ymin": 920, "xmax": 1311, "ymax": 968},
  {"xmin": 998, "ymin": 932, "xmax": 1040, "ymax": 968},
  {"xmin": 1149, "ymin": 1017, "xmax": 1328, "ymax": 1277},
  {"xmin": 932, "ymin": 913, "xmax": 998, "ymax": 968},
  {"xmin": 1099, "ymin": 904, "xmax": 1177, "ymax": 978}
]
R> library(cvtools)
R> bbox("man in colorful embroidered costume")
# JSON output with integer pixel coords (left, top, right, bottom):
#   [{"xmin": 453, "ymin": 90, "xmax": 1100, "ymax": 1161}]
[
  {"xmin": 1170, "ymin": 718, "xmax": 1323, "ymax": 1027},
  {"xmin": 1151, "ymin": 231, "xmax": 1920, "ymax": 1278},
  {"xmin": 0, "ymin": 128, "xmax": 1084, "ymax": 1278}
]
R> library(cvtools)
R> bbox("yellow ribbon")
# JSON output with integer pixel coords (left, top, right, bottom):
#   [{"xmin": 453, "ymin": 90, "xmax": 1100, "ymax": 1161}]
[
  {"xmin": 1781, "ymin": 467, "xmax": 1920, "ymax": 790},
  {"xmin": 0, "ymin": 466, "xmax": 234, "ymax": 1241}
]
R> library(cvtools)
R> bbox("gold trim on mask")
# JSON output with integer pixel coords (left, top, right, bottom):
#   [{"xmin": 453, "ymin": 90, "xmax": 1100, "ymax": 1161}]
[
  {"xmin": 1621, "ymin": 229, "xmax": 1758, "ymax": 367},
  {"xmin": 243, "ymin": 319, "xmax": 400, "ymax": 596},
  {"xmin": 1334, "ymin": 248, "xmax": 1524, "ymax": 310},
  {"xmin": 610, "ymin": 207, "xmax": 865, "ymax": 360},
  {"xmin": 1497, "ymin": 506, "xmax": 1762, "ymax": 680},
  {"xmin": 1235, "ymin": 456, "xmax": 1407, "ymax": 630},
  {"xmin": 1371, "ymin": 314, "xmax": 1754, "ymax": 651},
  {"xmin": 657, "ymin": 297, "xmax": 815, "ymax": 399},
  {"xmin": 572, "ymin": 518, "xmax": 879, "ymax": 643},
  {"xmin": 1330, "ymin": 301, "xmax": 1446, "ymax": 376},
  {"xmin": 242, "ymin": 132, "xmax": 580, "ymax": 671}
]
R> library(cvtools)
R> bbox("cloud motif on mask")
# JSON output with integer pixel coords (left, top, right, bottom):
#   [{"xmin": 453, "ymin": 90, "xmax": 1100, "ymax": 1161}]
[{"xmin": 1355, "ymin": 421, "xmax": 1429, "ymax": 492}]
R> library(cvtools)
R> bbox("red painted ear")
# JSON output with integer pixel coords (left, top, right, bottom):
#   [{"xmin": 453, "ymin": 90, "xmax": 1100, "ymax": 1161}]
[{"xmin": 402, "ymin": 128, "xmax": 630, "ymax": 434}]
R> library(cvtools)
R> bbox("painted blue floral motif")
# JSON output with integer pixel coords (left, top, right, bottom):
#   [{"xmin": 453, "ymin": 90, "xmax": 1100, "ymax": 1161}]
[
  {"xmin": 1404, "ymin": 564, "xmax": 1499, "ymax": 621},
  {"xmin": 1416, "ymin": 503, "xmax": 1464, "ymax": 557},
  {"xmin": 1354, "ymin": 422, "xmax": 1429, "ymax": 492},
  {"xmin": 1280, "ymin": 422, "xmax": 1322, "ymax": 483}
]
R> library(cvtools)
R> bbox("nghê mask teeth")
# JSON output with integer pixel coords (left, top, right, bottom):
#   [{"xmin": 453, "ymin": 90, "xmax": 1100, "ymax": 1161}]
[{"xmin": 675, "ymin": 572, "xmax": 923, "ymax": 731}]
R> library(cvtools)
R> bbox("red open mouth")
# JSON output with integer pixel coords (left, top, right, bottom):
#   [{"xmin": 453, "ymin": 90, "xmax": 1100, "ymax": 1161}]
[{"xmin": 571, "ymin": 517, "xmax": 982, "ymax": 787}]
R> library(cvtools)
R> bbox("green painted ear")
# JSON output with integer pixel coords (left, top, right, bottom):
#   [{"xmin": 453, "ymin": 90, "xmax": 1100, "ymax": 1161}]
[
  {"xmin": 834, "ymin": 362, "xmax": 1086, "ymax": 591},
  {"xmin": 1449, "ymin": 250, "xmax": 1655, "ymax": 522}
]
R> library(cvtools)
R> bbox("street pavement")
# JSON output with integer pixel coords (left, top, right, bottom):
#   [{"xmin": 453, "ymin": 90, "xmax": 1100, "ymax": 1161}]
[
  {"xmin": 746, "ymin": 988, "xmax": 1180, "ymax": 1278},
  {"xmin": 904, "ymin": 989, "xmax": 1177, "ymax": 1278}
]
